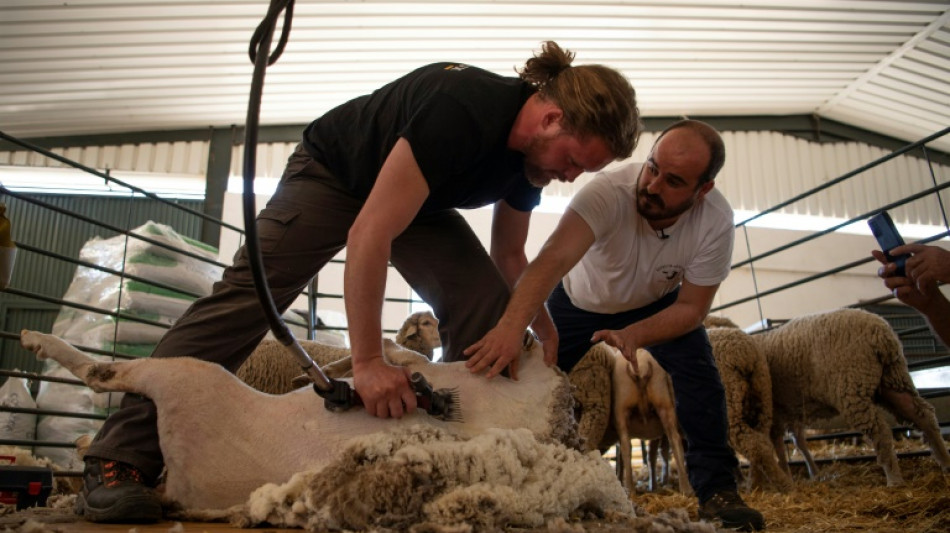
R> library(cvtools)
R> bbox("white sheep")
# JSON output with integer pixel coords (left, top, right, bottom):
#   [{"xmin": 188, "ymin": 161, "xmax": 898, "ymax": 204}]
[
  {"xmin": 703, "ymin": 320, "xmax": 793, "ymax": 492},
  {"xmin": 394, "ymin": 310, "xmax": 441, "ymax": 360},
  {"xmin": 235, "ymin": 338, "xmax": 352, "ymax": 394},
  {"xmin": 237, "ymin": 311, "xmax": 442, "ymax": 394},
  {"xmin": 609, "ymin": 345, "xmax": 691, "ymax": 495},
  {"xmin": 18, "ymin": 329, "xmax": 582, "ymax": 513},
  {"xmin": 752, "ymin": 307, "xmax": 950, "ymax": 486}
]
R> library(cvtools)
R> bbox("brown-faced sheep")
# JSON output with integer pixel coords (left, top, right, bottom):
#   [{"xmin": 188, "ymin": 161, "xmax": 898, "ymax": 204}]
[
  {"xmin": 567, "ymin": 343, "xmax": 689, "ymax": 493},
  {"xmin": 610, "ymin": 346, "xmax": 691, "ymax": 494},
  {"xmin": 752, "ymin": 307, "xmax": 950, "ymax": 486}
]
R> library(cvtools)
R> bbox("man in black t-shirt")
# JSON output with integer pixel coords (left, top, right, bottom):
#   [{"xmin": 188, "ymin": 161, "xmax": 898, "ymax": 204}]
[{"xmin": 78, "ymin": 41, "xmax": 642, "ymax": 523}]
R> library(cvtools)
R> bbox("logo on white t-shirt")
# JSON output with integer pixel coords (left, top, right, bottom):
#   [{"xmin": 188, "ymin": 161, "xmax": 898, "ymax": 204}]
[{"xmin": 656, "ymin": 264, "xmax": 683, "ymax": 281}]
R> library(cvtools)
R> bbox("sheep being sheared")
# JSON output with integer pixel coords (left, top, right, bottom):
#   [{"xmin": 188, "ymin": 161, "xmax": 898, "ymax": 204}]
[
  {"xmin": 19, "ymin": 329, "xmax": 581, "ymax": 515},
  {"xmin": 752, "ymin": 308, "xmax": 950, "ymax": 486}
]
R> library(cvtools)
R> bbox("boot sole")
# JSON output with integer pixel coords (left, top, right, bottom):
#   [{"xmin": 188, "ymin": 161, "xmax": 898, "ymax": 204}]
[
  {"xmin": 78, "ymin": 491, "xmax": 163, "ymax": 523},
  {"xmin": 699, "ymin": 511, "xmax": 765, "ymax": 532}
]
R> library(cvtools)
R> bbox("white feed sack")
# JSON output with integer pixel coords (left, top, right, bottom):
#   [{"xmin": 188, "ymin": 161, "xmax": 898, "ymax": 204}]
[
  {"xmin": 51, "ymin": 220, "xmax": 221, "ymax": 353},
  {"xmin": 0, "ymin": 376, "xmax": 36, "ymax": 442},
  {"xmin": 35, "ymin": 222, "xmax": 221, "ymax": 468}
]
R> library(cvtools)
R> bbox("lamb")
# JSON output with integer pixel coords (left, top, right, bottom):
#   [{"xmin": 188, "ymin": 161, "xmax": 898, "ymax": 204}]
[
  {"xmin": 609, "ymin": 345, "xmax": 691, "ymax": 494},
  {"xmin": 702, "ymin": 319, "xmax": 793, "ymax": 492},
  {"xmin": 751, "ymin": 307, "xmax": 950, "ymax": 486},
  {"xmin": 18, "ymin": 329, "xmax": 583, "ymax": 516},
  {"xmin": 237, "ymin": 310, "xmax": 442, "ymax": 394},
  {"xmin": 566, "ymin": 343, "xmax": 688, "ymax": 493}
]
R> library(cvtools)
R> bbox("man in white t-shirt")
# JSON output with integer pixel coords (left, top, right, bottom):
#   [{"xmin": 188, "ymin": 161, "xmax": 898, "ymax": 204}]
[{"xmin": 465, "ymin": 120, "xmax": 765, "ymax": 532}]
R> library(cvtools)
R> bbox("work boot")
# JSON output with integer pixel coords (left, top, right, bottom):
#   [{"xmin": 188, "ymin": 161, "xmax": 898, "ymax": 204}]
[
  {"xmin": 698, "ymin": 489, "xmax": 765, "ymax": 531},
  {"xmin": 78, "ymin": 457, "xmax": 162, "ymax": 523}
]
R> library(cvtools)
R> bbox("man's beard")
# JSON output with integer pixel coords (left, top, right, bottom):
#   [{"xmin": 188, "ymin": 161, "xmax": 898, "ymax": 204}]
[
  {"xmin": 522, "ymin": 133, "xmax": 564, "ymax": 188},
  {"xmin": 636, "ymin": 186, "xmax": 696, "ymax": 221},
  {"xmin": 524, "ymin": 162, "xmax": 557, "ymax": 187}
]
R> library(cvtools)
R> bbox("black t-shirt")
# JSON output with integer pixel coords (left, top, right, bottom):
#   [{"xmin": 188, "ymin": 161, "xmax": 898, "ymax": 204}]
[{"xmin": 301, "ymin": 63, "xmax": 541, "ymax": 213}]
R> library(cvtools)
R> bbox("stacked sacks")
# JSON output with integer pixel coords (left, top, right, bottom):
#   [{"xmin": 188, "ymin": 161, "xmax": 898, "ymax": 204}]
[{"xmin": 35, "ymin": 221, "xmax": 222, "ymax": 469}]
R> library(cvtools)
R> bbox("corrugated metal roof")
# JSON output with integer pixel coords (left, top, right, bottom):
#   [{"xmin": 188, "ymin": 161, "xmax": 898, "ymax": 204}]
[{"xmin": 1, "ymin": 0, "xmax": 948, "ymax": 152}]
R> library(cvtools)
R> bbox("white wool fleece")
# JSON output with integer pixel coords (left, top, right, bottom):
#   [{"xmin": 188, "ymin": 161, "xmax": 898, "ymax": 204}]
[{"xmin": 233, "ymin": 426, "xmax": 633, "ymax": 531}]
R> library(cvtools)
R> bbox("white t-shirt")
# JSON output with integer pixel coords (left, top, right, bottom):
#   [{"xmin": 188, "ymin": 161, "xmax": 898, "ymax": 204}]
[{"xmin": 563, "ymin": 162, "xmax": 735, "ymax": 314}]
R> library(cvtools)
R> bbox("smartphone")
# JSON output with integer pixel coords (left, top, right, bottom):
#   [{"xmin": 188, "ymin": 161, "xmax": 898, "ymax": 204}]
[{"xmin": 867, "ymin": 211, "xmax": 908, "ymax": 277}]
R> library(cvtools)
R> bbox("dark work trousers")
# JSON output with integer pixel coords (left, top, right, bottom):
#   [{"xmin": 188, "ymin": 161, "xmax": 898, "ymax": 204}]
[
  {"xmin": 86, "ymin": 145, "xmax": 511, "ymax": 481},
  {"xmin": 547, "ymin": 282, "xmax": 738, "ymax": 503}
]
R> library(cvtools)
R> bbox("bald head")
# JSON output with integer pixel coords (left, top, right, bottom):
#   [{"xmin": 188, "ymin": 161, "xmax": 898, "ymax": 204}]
[{"xmin": 656, "ymin": 120, "xmax": 725, "ymax": 185}]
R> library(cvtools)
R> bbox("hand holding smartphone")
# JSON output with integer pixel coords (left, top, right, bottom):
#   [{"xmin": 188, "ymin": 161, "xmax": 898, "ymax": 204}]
[{"xmin": 867, "ymin": 211, "xmax": 908, "ymax": 277}]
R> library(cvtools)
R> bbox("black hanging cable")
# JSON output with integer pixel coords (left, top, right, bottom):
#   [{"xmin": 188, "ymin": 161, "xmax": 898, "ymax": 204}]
[{"xmin": 242, "ymin": 0, "xmax": 333, "ymax": 392}]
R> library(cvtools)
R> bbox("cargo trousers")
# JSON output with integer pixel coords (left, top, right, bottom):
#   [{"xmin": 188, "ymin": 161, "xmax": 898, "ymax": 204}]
[
  {"xmin": 86, "ymin": 145, "xmax": 511, "ymax": 480},
  {"xmin": 548, "ymin": 282, "xmax": 739, "ymax": 503}
]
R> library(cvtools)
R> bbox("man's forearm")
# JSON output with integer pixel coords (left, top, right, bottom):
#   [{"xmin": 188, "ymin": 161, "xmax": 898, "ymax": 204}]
[
  {"xmin": 623, "ymin": 301, "xmax": 706, "ymax": 348},
  {"xmin": 344, "ymin": 241, "xmax": 389, "ymax": 366},
  {"xmin": 920, "ymin": 294, "xmax": 950, "ymax": 348}
]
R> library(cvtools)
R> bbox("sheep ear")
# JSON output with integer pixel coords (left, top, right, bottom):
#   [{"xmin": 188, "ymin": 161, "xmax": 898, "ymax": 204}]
[{"xmin": 404, "ymin": 323, "xmax": 419, "ymax": 337}]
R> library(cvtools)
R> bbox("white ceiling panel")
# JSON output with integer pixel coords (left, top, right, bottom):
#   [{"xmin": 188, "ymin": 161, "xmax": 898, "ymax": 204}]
[{"xmin": 1, "ymin": 0, "xmax": 948, "ymax": 152}]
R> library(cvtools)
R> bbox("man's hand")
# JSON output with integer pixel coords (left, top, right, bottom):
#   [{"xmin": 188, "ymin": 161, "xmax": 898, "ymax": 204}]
[
  {"xmin": 352, "ymin": 357, "xmax": 417, "ymax": 418},
  {"xmin": 530, "ymin": 310, "xmax": 560, "ymax": 367},
  {"xmin": 894, "ymin": 244, "xmax": 950, "ymax": 290},
  {"xmin": 873, "ymin": 248, "xmax": 942, "ymax": 313},
  {"xmin": 591, "ymin": 328, "xmax": 639, "ymax": 374},
  {"xmin": 463, "ymin": 323, "xmax": 525, "ymax": 380}
]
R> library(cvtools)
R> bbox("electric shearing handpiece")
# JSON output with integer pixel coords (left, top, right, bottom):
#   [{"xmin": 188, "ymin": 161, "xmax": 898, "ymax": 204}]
[{"xmin": 316, "ymin": 372, "xmax": 461, "ymax": 422}]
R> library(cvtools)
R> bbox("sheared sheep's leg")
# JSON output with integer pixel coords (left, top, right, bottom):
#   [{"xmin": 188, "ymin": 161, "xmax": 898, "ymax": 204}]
[
  {"xmin": 881, "ymin": 388, "xmax": 950, "ymax": 473},
  {"xmin": 382, "ymin": 340, "xmax": 433, "ymax": 367},
  {"xmin": 321, "ymin": 357, "xmax": 353, "ymax": 378},
  {"xmin": 656, "ymin": 401, "xmax": 692, "ymax": 495},
  {"xmin": 788, "ymin": 423, "xmax": 820, "ymax": 480},
  {"xmin": 646, "ymin": 438, "xmax": 660, "ymax": 491},
  {"xmin": 615, "ymin": 413, "xmax": 636, "ymax": 492},
  {"xmin": 20, "ymin": 329, "xmax": 166, "ymax": 403},
  {"xmin": 660, "ymin": 438, "xmax": 672, "ymax": 486},
  {"xmin": 314, "ymin": 340, "xmax": 431, "ymax": 380},
  {"xmin": 20, "ymin": 330, "xmax": 116, "ymax": 393}
]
